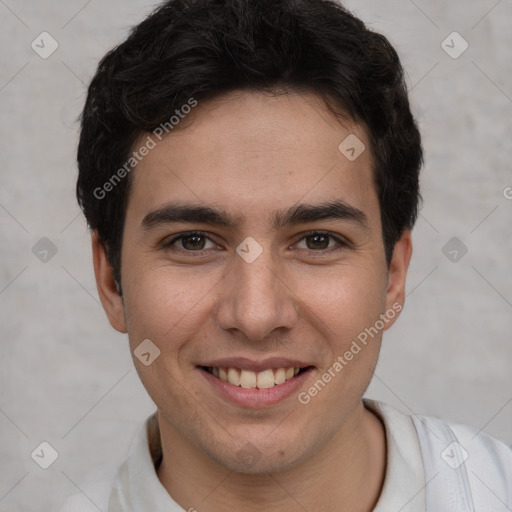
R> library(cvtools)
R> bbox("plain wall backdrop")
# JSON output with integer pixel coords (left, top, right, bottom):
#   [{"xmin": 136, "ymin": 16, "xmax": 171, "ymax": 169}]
[{"xmin": 1, "ymin": 0, "xmax": 511, "ymax": 510}]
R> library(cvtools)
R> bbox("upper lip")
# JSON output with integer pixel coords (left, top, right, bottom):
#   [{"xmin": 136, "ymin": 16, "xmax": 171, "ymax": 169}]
[{"xmin": 198, "ymin": 357, "xmax": 313, "ymax": 372}]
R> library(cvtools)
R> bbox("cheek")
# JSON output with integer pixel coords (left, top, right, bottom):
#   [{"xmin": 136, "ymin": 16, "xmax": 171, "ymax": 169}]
[
  {"xmin": 296, "ymin": 271, "xmax": 385, "ymax": 412},
  {"xmin": 120, "ymin": 265, "xmax": 212, "ymax": 409},
  {"xmin": 298, "ymin": 263, "xmax": 388, "ymax": 342},
  {"xmin": 121, "ymin": 262, "xmax": 216, "ymax": 350},
  {"xmin": 294, "ymin": 263, "xmax": 387, "ymax": 405}
]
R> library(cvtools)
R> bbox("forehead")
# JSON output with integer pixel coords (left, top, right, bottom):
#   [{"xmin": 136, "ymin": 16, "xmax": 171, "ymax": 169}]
[{"xmin": 125, "ymin": 89, "xmax": 378, "ymax": 230}]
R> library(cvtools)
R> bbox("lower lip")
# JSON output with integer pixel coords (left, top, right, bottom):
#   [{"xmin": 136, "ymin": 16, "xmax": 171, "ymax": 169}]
[{"xmin": 199, "ymin": 367, "xmax": 315, "ymax": 408}]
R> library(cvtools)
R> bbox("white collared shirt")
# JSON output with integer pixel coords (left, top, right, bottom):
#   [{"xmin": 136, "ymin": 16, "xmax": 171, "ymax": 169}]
[
  {"xmin": 60, "ymin": 399, "xmax": 512, "ymax": 511},
  {"xmin": 61, "ymin": 399, "xmax": 428, "ymax": 511}
]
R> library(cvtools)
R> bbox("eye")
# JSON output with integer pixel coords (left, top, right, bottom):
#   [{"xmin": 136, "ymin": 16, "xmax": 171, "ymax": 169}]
[
  {"xmin": 294, "ymin": 231, "xmax": 347, "ymax": 251},
  {"xmin": 162, "ymin": 230, "xmax": 348, "ymax": 255},
  {"xmin": 164, "ymin": 231, "xmax": 218, "ymax": 252}
]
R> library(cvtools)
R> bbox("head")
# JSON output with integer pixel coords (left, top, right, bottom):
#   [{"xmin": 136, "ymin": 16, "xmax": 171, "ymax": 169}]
[{"xmin": 78, "ymin": 0, "xmax": 422, "ymax": 473}]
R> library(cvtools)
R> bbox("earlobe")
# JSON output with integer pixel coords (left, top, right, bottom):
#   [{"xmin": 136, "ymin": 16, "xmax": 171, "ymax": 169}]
[
  {"xmin": 384, "ymin": 229, "xmax": 413, "ymax": 327},
  {"xmin": 91, "ymin": 231, "xmax": 127, "ymax": 333}
]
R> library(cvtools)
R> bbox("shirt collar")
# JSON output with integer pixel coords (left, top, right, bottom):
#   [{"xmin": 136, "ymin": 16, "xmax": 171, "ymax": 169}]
[
  {"xmin": 108, "ymin": 411, "xmax": 184, "ymax": 512},
  {"xmin": 109, "ymin": 400, "xmax": 426, "ymax": 511}
]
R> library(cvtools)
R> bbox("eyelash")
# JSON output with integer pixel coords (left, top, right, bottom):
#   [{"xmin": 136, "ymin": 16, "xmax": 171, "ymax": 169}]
[{"xmin": 162, "ymin": 230, "xmax": 349, "ymax": 255}]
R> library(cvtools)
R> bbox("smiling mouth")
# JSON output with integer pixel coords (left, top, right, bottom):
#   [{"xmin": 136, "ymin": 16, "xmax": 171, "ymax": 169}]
[{"xmin": 202, "ymin": 366, "xmax": 312, "ymax": 389}]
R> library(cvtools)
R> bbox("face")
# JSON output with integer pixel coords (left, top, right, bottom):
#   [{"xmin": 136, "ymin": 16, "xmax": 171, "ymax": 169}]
[{"xmin": 93, "ymin": 89, "xmax": 411, "ymax": 474}]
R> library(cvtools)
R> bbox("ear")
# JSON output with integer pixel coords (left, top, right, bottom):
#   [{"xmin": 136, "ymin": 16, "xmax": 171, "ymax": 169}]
[
  {"xmin": 384, "ymin": 229, "xmax": 413, "ymax": 329},
  {"xmin": 91, "ymin": 231, "xmax": 127, "ymax": 333}
]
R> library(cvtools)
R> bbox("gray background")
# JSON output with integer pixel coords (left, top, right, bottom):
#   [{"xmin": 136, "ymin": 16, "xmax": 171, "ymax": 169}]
[{"xmin": 1, "ymin": 0, "xmax": 511, "ymax": 510}]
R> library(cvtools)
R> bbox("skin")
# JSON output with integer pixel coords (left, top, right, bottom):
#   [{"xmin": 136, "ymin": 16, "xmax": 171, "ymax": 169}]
[{"xmin": 93, "ymin": 89, "xmax": 413, "ymax": 511}]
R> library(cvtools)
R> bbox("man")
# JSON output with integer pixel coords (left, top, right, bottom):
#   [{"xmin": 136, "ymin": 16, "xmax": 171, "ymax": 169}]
[{"xmin": 65, "ymin": 0, "xmax": 512, "ymax": 510}]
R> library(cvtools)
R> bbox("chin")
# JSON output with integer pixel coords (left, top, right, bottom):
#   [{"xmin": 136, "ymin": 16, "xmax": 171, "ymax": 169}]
[{"xmin": 207, "ymin": 436, "xmax": 311, "ymax": 475}]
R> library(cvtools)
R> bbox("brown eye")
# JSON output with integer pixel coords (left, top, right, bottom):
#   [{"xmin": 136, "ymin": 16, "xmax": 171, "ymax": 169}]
[
  {"xmin": 305, "ymin": 233, "xmax": 330, "ymax": 250},
  {"xmin": 295, "ymin": 231, "xmax": 347, "ymax": 252},
  {"xmin": 164, "ymin": 231, "xmax": 217, "ymax": 252},
  {"xmin": 181, "ymin": 234, "xmax": 206, "ymax": 250}
]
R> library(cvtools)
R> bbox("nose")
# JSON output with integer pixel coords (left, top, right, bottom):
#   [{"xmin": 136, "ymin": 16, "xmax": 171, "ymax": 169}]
[{"xmin": 214, "ymin": 247, "xmax": 299, "ymax": 342}]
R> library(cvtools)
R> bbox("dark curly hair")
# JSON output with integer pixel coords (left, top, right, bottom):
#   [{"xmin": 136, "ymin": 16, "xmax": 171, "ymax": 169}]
[{"xmin": 77, "ymin": 0, "xmax": 423, "ymax": 289}]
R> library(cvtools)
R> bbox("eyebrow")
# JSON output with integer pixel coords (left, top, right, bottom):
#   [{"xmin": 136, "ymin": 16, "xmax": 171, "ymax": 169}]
[{"xmin": 141, "ymin": 199, "xmax": 369, "ymax": 231}]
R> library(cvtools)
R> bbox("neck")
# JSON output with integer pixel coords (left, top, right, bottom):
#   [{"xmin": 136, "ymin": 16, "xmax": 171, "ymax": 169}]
[{"xmin": 156, "ymin": 402, "xmax": 386, "ymax": 512}]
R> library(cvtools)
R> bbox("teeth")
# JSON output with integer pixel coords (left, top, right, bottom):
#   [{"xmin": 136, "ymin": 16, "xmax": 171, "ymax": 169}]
[
  {"xmin": 274, "ymin": 368, "xmax": 286, "ymax": 385},
  {"xmin": 208, "ymin": 366, "xmax": 303, "ymax": 389},
  {"xmin": 219, "ymin": 367, "xmax": 228, "ymax": 382},
  {"xmin": 240, "ymin": 369, "xmax": 257, "ymax": 388},
  {"xmin": 227, "ymin": 368, "xmax": 240, "ymax": 386},
  {"xmin": 256, "ymin": 369, "xmax": 275, "ymax": 389}
]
